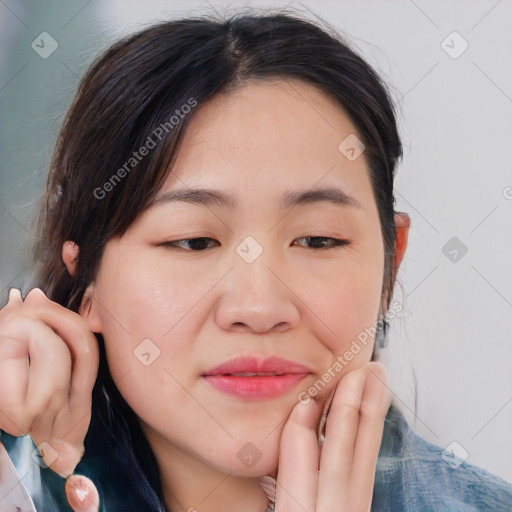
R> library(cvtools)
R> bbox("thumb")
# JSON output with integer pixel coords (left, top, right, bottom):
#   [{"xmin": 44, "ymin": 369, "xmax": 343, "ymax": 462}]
[{"xmin": 65, "ymin": 474, "xmax": 100, "ymax": 512}]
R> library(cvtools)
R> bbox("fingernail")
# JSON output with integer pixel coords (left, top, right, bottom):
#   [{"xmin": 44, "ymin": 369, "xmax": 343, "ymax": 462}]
[
  {"xmin": 74, "ymin": 477, "xmax": 89, "ymax": 503},
  {"xmin": 66, "ymin": 475, "xmax": 98, "ymax": 510},
  {"xmin": 8, "ymin": 288, "xmax": 20, "ymax": 301},
  {"xmin": 76, "ymin": 486, "xmax": 87, "ymax": 502}
]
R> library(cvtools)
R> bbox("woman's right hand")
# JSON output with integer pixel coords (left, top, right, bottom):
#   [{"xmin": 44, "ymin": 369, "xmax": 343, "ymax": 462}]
[{"xmin": 0, "ymin": 286, "xmax": 99, "ymax": 480}]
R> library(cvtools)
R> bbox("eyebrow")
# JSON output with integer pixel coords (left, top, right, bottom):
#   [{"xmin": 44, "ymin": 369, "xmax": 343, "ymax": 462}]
[{"xmin": 148, "ymin": 186, "xmax": 362, "ymax": 211}]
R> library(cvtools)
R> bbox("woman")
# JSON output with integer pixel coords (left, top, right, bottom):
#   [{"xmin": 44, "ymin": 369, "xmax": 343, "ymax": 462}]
[{"xmin": 0, "ymin": 9, "xmax": 511, "ymax": 512}]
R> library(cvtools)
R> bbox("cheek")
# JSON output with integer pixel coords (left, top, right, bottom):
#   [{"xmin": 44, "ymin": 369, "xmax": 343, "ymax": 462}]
[
  {"xmin": 95, "ymin": 246, "xmax": 210, "ymax": 350},
  {"xmin": 304, "ymin": 260, "xmax": 383, "ymax": 369},
  {"xmin": 91, "ymin": 254, "xmax": 186, "ymax": 400},
  {"xmin": 92, "ymin": 249, "xmax": 227, "ymax": 426}
]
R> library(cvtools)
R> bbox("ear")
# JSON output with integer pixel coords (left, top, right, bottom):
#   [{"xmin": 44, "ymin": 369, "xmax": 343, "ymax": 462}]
[
  {"xmin": 62, "ymin": 241, "xmax": 103, "ymax": 333},
  {"xmin": 62, "ymin": 241, "xmax": 79, "ymax": 277},
  {"xmin": 78, "ymin": 282, "xmax": 103, "ymax": 334},
  {"xmin": 377, "ymin": 212, "xmax": 411, "ymax": 329},
  {"xmin": 393, "ymin": 212, "xmax": 410, "ymax": 271}
]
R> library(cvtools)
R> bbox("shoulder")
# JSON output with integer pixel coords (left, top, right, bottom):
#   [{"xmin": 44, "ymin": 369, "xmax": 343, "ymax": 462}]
[
  {"xmin": 372, "ymin": 404, "xmax": 512, "ymax": 512},
  {"xmin": 403, "ymin": 428, "xmax": 512, "ymax": 511}
]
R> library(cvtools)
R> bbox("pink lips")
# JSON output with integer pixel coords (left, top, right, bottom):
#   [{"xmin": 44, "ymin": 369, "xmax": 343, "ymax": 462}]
[{"xmin": 202, "ymin": 356, "xmax": 311, "ymax": 400}]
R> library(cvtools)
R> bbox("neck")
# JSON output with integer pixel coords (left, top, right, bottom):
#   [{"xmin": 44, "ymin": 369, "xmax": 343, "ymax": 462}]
[{"xmin": 141, "ymin": 423, "xmax": 271, "ymax": 512}]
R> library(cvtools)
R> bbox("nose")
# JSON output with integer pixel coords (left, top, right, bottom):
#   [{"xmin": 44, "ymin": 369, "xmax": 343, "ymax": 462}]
[{"xmin": 214, "ymin": 255, "xmax": 301, "ymax": 334}]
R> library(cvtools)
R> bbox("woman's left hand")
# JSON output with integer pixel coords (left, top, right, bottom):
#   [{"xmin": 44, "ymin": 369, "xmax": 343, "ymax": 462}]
[{"xmin": 275, "ymin": 361, "xmax": 392, "ymax": 512}]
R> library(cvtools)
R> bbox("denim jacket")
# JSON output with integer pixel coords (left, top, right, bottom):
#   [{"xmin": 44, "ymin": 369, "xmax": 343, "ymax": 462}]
[
  {"xmin": 1, "ymin": 403, "xmax": 511, "ymax": 511},
  {"xmin": 371, "ymin": 404, "xmax": 512, "ymax": 511}
]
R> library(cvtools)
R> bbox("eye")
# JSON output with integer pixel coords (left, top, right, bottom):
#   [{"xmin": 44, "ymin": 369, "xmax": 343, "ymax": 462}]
[
  {"xmin": 159, "ymin": 236, "xmax": 351, "ymax": 252},
  {"xmin": 292, "ymin": 236, "xmax": 351, "ymax": 250},
  {"xmin": 159, "ymin": 237, "xmax": 219, "ymax": 251}
]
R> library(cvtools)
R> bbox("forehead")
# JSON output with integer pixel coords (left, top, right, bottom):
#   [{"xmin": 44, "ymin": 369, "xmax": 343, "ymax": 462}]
[{"xmin": 157, "ymin": 79, "xmax": 374, "ymax": 212}]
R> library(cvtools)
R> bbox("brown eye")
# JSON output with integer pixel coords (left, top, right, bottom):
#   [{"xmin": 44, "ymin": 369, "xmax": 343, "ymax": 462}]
[
  {"xmin": 293, "ymin": 237, "xmax": 351, "ymax": 250},
  {"xmin": 160, "ymin": 238, "xmax": 219, "ymax": 251},
  {"xmin": 159, "ymin": 236, "xmax": 351, "ymax": 252}
]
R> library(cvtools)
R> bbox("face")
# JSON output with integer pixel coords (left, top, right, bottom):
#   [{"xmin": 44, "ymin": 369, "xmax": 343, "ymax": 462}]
[{"xmin": 82, "ymin": 79, "xmax": 386, "ymax": 477}]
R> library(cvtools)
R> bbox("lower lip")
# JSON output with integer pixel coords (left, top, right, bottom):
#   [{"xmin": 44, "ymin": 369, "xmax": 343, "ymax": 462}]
[{"xmin": 202, "ymin": 373, "xmax": 308, "ymax": 399}]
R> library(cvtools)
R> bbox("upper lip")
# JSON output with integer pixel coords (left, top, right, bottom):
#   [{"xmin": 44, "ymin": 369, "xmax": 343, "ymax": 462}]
[{"xmin": 202, "ymin": 356, "xmax": 311, "ymax": 376}]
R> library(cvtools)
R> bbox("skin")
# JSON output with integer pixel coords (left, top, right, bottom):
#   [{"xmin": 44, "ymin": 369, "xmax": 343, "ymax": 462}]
[{"xmin": 0, "ymin": 78, "xmax": 410, "ymax": 512}]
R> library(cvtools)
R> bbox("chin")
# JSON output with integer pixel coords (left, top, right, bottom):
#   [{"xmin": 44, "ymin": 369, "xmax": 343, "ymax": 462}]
[{"xmin": 206, "ymin": 443, "xmax": 280, "ymax": 478}]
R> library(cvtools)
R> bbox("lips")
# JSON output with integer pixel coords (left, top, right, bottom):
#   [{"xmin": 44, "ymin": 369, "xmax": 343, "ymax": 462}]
[
  {"xmin": 202, "ymin": 356, "xmax": 311, "ymax": 400},
  {"xmin": 224, "ymin": 371, "xmax": 285, "ymax": 376},
  {"xmin": 202, "ymin": 355, "xmax": 311, "ymax": 376}
]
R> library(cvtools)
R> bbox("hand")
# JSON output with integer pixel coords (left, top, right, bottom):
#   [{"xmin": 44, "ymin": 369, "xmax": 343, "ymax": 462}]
[
  {"xmin": 275, "ymin": 361, "xmax": 392, "ymax": 512},
  {"xmin": 0, "ymin": 287, "xmax": 99, "ymax": 478}
]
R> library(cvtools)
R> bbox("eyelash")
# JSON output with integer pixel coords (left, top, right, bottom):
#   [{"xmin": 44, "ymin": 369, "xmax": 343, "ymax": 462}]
[{"xmin": 159, "ymin": 236, "xmax": 351, "ymax": 251}]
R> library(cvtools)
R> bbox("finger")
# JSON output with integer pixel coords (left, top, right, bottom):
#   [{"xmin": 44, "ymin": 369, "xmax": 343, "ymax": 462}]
[
  {"xmin": 318, "ymin": 366, "xmax": 367, "ymax": 478},
  {"xmin": 7, "ymin": 287, "xmax": 23, "ymax": 305},
  {"xmin": 24, "ymin": 319, "xmax": 77, "ymax": 474},
  {"xmin": 0, "ymin": 317, "xmax": 70, "ymax": 437},
  {"xmin": 30, "ymin": 391, "xmax": 75, "ymax": 474},
  {"xmin": 23, "ymin": 318, "xmax": 90, "ymax": 477},
  {"xmin": 350, "ymin": 364, "xmax": 391, "ymax": 498},
  {"xmin": 0, "ymin": 287, "xmax": 23, "ymax": 318},
  {"xmin": 0, "ymin": 335, "xmax": 30, "ymax": 433},
  {"xmin": 23, "ymin": 288, "xmax": 99, "ymax": 410},
  {"xmin": 317, "ymin": 365, "xmax": 368, "ymax": 509},
  {"xmin": 275, "ymin": 398, "xmax": 323, "ymax": 512},
  {"xmin": 316, "ymin": 386, "xmax": 336, "ymax": 451},
  {"xmin": 65, "ymin": 475, "xmax": 100, "ymax": 512},
  {"xmin": 45, "ymin": 405, "xmax": 91, "ymax": 478},
  {"xmin": 24, "ymin": 318, "xmax": 72, "ymax": 418}
]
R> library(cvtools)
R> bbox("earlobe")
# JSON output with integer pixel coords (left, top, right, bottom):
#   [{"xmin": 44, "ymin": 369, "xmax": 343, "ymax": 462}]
[
  {"xmin": 63, "ymin": 241, "xmax": 103, "ymax": 333},
  {"xmin": 78, "ymin": 283, "xmax": 103, "ymax": 333}
]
